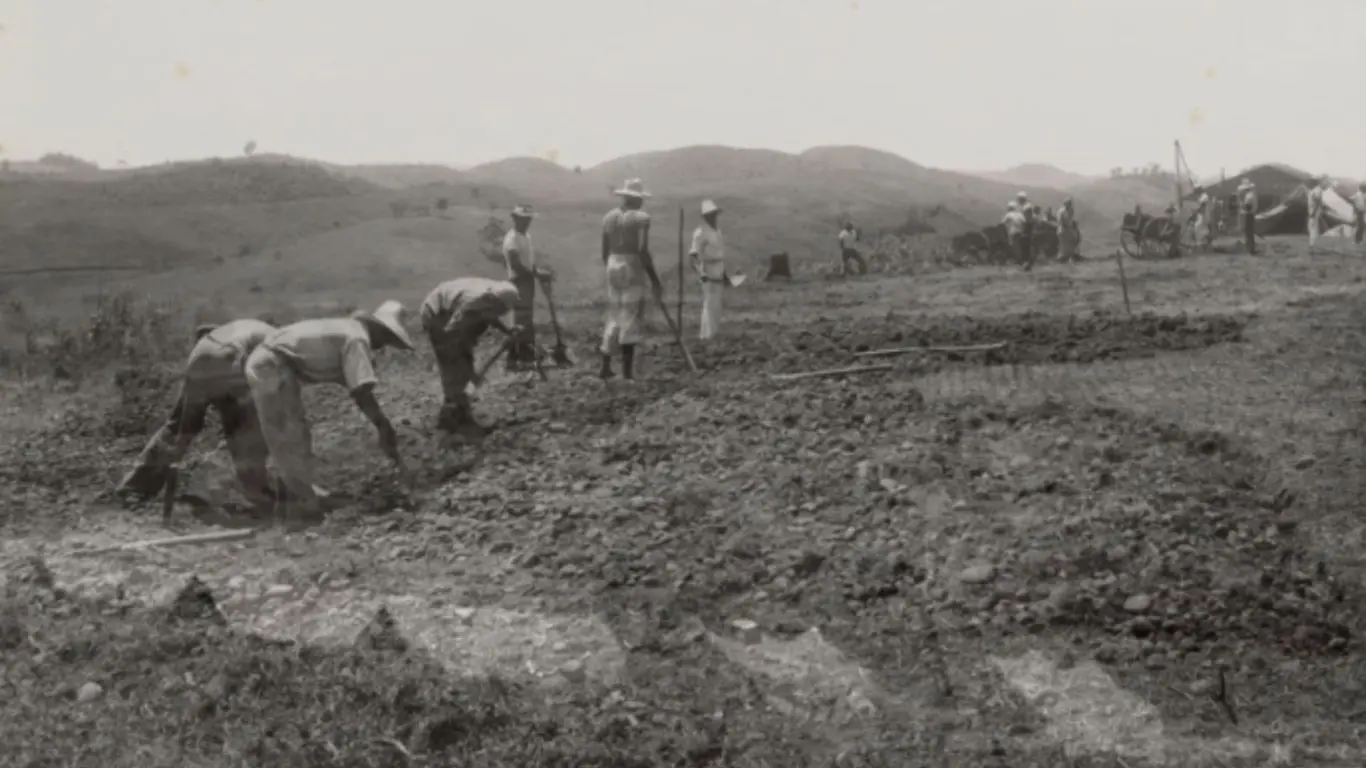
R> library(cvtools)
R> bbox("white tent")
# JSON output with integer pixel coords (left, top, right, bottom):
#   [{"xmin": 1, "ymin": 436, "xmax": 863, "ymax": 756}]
[{"xmin": 1320, "ymin": 187, "xmax": 1359, "ymax": 238}]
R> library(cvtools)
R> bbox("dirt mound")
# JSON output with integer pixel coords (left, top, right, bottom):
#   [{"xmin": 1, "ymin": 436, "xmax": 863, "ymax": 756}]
[{"xmin": 673, "ymin": 310, "xmax": 1248, "ymax": 376}]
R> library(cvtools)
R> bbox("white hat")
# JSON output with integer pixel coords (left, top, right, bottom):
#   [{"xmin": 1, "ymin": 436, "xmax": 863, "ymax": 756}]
[
  {"xmin": 701, "ymin": 199, "xmax": 721, "ymax": 215},
  {"xmin": 357, "ymin": 300, "xmax": 415, "ymax": 351},
  {"xmin": 510, "ymin": 204, "xmax": 536, "ymax": 219},
  {"xmin": 1238, "ymin": 178, "xmax": 1255, "ymax": 189},
  {"xmin": 1016, "ymin": 191, "xmax": 1028, "ymax": 199},
  {"xmin": 1006, "ymin": 202, "xmax": 1018, "ymax": 211},
  {"xmin": 613, "ymin": 178, "xmax": 651, "ymax": 198}
]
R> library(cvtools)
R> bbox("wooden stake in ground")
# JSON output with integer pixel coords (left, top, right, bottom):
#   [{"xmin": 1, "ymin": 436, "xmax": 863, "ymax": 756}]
[
  {"xmin": 677, "ymin": 207, "xmax": 685, "ymax": 335},
  {"xmin": 1115, "ymin": 249, "xmax": 1132, "ymax": 315},
  {"xmin": 768, "ymin": 364, "xmax": 893, "ymax": 382},
  {"xmin": 72, "ymin": 529, "xmax": 256, "ymax": 557},
  {"xmin": 854, "ymin": 342, "xmax": 1007, "ymax": 359}
]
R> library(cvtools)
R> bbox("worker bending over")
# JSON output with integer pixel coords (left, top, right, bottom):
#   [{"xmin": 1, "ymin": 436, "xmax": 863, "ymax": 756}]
[
  {"xmin": 244, "ymin": 301, "xmax": 415, "ymax": 523},
  {"xmin": 420, "ymin": 277, "xmax": 524, "ymax": 440},
  {"xmin": 117, "ymin": 319, "xmax": 278, "ymax": 511}
]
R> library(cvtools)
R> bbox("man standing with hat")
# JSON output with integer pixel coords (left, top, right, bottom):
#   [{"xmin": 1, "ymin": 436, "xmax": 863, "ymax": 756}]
[
  {"xmin": 1015, "ymin": 192, "xmax": 1037, "ymax": 269},
  {"xmin": 1350, "ymin": 181, "xmax": 1366, "ymax": 247},
  {"xmin": 1057, "ymin": 198, "xmax": 1081, "ymax": 263},
  {"xmin": 1238, "ymin": 179, "xmax": 1259, "ymax": 254},
  {"xmin": 1307, "ymin": 177, "xmax": 1328, "ymax": 251},
  {"xmin": 1190, "ymin": 185, "xmax": 1214, "ymax": 251},
  {"xmin": 837, "ymin": 221, "xmax": 867, "ymax": 276},
  {"xmin": 600, "ymin": 178, "xmax": 664, "ymax": 381},
  {"xmin": 419, "ymin": 277, "xmax": 524, "ymax": 440},
  {"xmin": 502, "ymin": 204, "xmax": 553, "ymax": 373},
  {"xmin": 244, "ymin": 300, "xmax": 416, "ymax": 523},
  {"xmin": 689, "ymin": 199, "xmax": 727, "ymax": 341}
]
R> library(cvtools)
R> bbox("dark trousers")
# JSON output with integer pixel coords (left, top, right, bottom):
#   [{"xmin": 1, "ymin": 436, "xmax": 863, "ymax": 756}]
[
  {"xmin": 840, "ymin": 247, "xmax": 867, "ymax": 275},
  {"xmin": 1355, "ymin": 214, "xmax": 1364, "ymax": 245},
  {"xmin": 1243, "ymin": 213, "xmax": 1257, "ymax": 254}
]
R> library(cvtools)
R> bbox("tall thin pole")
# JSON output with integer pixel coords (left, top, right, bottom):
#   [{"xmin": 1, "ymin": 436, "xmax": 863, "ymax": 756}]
[
  {"xmin": 1174, "ymin": 140, "xmax": 1184, "ymax": 214},
  {"xmin": 677, "ymin": 208, "xmax": 684, "ymax": 335}
]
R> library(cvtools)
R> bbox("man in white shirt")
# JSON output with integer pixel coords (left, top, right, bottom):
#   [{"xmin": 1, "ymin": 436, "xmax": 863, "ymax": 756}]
[
  {"xmin": 1307, "ymin": 177, "xmax": 1327, "ymax": 250},
  {"xmin": 1191, "ymin": 185, "xmax": 1214, "ymax": 250},
  {"xmin": 244, "ymin": 301, "xmax": 415, "ymax": 523},
  {"xmin": 502, "ymin": 204, "xmax": 553, "ymax": 373},
  {"xmin": 1002, "ymin": 202, "xmax": 1026, "ymax": 265},
  {"xmin": 838, "ymin": 221, "xmax": 867, "ymax": 276},
  {"xmin": 1239, "ymin": 180, "xmax": 1259, "ymax": 255},
  {"xmin": 689, "ymin": 199, "xmax": 727, "ymax": 340},
  {"xmin": 1351, "ymin": 182, "xmax": 1366, "ymax": 247}
]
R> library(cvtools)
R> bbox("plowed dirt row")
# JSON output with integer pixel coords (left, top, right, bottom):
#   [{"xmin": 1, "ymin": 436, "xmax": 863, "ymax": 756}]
[{"xmin": 3, "ymin": 302, "xmax": 1361, "ymax": 766}]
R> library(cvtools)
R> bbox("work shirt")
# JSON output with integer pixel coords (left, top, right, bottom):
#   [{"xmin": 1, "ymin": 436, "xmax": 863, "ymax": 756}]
[
  {"xmin": 260, "ymin": 318, "xmax": 378, "ymax": 393},
  {"xmin": 1242, "ymin": 190, "xmax": 1259, "ymax": 215},
  {"xmin": 421, "ymin": 278, "xmax": 520, "ymax": 330},
  {"xmin": 1196, "ymin": 193, "xmax": 1211, "ymax": 219},
  {"xmin": 502, "ymin": 229, "xmax": 535, "ymax": 281},
  {"xmin": 1308, "ymin": 186, "xmax": 1324, "ymax": 218},
  {"xmin": 690, "ymin": 224, "xmax": 726, "ymax": 280},
  {"xmin": 838, "ymin": 228, "xmax": 859, "ymax": 252},
  {"xmin": 1002, "ymin": 211, "xmax": 1026, "ymax": 237},
  {"xmin": 1352, "ymin": 191, "xmax": 1366, "ymax": 217},
  {"xmin": 603, "ymin": 208, "xmax": 651, "ymax": 256},
  {"xmin": 1058, "ymin": 206, "xmax": 1077, "ymax": 231},
  {"xmin": 184, "ymin": 319, "xmax": 275, "ymax": 394}
]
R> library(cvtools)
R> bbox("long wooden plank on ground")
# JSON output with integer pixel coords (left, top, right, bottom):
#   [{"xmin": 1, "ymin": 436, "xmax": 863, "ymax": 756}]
[
  {"xmin": 768, "ymin": 364, "xmax": 894, "ymax": 382},
  {"xmin": 71, "ymin": 529, "xmax": 256, "ymax": 557},
  {"xmin": 854, "ymin": 342, "xmax": 1008, "ymax": 359}
]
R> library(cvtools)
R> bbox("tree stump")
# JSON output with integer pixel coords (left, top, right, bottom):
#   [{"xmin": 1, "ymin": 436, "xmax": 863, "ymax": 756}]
[{"xmin": 766, "ymin": 252, "xmax": 792, "ymax": 280}]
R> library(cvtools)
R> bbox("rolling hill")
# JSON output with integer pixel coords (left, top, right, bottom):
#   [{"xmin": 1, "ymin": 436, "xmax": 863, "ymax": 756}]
[
  {"xmin": 966, "ymin": 163, "xmax": 1099, "ymax": 190},
  {"xmin": 1, "ymin": 143, "xmax": 1201, "ymax": 319}
]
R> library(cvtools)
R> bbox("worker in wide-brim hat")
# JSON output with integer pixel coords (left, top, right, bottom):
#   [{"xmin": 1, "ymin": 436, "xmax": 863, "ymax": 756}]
[
  {"xmin": 116, "ymin": 318, "xmax": 281, "ymax": 515},
  {"xmin": 690, "ymin": 199, "xmax": 728, "ymax": 340},
  {"xmin": 502, "ymin": 203, "xmax": 553, "ymax": 375},
  {"xmin": 837, "ymin": 220, "xmax": 867, "ymax": 277},
  {"xmin": 420, "ymin": 277, "xmax": 524, "ymax": 440},
  {"xmin": 1058, "ymin": 198, "xmax": 1081, "ymax": 262},
  {"xmin": 1237, "ymin": 180, "xmax": 1259, "ymax": 254},
  {"xmin": 244, "ymin": 300, "xmax": 415, "ymax": 524},
  {"xmin": 599, "ymin": 178, "xmax": 664, "ymax": 381}
]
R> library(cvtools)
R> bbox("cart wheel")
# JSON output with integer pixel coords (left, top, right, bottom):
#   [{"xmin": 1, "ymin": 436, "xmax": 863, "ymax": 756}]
[{"xmin": 1119, "ymin": 228, "xmax": 1142, "ymax": 258}]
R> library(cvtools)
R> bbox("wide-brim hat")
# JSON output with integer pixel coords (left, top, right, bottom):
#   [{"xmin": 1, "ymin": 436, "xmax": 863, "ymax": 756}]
[
  {"xmin": 701, "ymin": 199, "xmax": 721, "ymax": 215},
  {"xmin": 614, "ymin": 178, "xmax": 651, "ymax": 198},
  {"xmin": 511, "ymin": 204, "xmax": 536, "ymax": 219},
  {"xmin": 1016, "ymin": 191, "xmax": 1029, "ymax": 199},
  {"xmin": 1238, "ymin": 179, "xmax": 1255, "ymax": 189},
  {"xmin": 356, "ymin": 300, "xmax": 415, "ymax": 351}
]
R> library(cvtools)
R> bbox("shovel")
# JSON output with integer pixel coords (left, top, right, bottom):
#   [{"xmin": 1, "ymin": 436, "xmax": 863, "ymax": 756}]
[
  {"xmin": 473, "ymin": 337, "xmax": 513, "ymax": 387},
  {"xmin": 653, "ymin": 292, "xmax": 699, "ymax": 373},
  {"xmin": 540, "ymin": 282, "xmax": 575, "ymax": 367}
]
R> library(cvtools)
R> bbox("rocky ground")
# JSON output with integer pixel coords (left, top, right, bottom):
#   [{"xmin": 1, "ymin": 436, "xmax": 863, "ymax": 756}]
[{"xmin": 3, "ymin": 253, "xmax": 1365, "ymax": 767}]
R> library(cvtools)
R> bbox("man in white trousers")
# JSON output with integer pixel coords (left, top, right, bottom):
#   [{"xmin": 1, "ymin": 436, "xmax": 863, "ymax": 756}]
[{"xmin": 689, "ymin": 199, "xmax": 726, "ymax": 341}]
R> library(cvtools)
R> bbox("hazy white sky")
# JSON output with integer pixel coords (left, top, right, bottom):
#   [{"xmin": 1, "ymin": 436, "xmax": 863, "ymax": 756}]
[{"xmin": 2, "ymin": 0, "xmax": 1363, "ymax": 177}]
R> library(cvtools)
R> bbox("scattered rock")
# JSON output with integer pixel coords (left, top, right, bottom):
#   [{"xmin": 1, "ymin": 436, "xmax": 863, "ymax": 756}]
[
  {"xmin": 731, "ymin": 619, "xmax": 763, "ymax": 645},
  {"xmin": 559, "ymin": 660, "xmax": 587, "ymax": 683},
  {"xmin": 166, "ymin": 576, "xmax": 227, "ymax": 626},
  {"xmin": 1293, "ymin": 455, "xmax": 1316, "ymax": 470},
  {"xmin": 354, "ymin": 606, "xmax": 409, "ymax": 653},
  {"xmin": 76, "ymin": 681, "xmax": 104, "ymax": 702},
  {"xmin": 959, "ymin": 564, "xmax": 997, "ymax": 585},
  {"xmin": 1123, "ymin": 594, "xmax": 1152, "ymax": 614}
]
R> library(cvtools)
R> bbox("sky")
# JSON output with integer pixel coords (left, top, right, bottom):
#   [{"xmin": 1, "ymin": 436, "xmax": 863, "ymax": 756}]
[{"xmin": 2, "ymin": 0, "xmax": 1364, "ymax": 178}]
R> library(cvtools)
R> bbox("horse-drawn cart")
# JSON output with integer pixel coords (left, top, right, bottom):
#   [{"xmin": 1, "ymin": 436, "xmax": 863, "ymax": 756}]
[{"xmin": 1118, "ymin": 207, "xmax": 1199, "ymax": 260}]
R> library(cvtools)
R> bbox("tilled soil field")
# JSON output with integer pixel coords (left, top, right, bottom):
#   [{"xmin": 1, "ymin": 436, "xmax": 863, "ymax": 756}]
[{"xmin": 2, "ymin": 307, "xmax": 1361, "ymax": 766}]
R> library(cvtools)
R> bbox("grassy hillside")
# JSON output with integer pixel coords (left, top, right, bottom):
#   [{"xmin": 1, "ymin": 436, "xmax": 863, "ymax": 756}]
[
  {"xmin": 967, "ymin": 163, "xmax": 1098, "ymax": 190},
  {"xmin": 1, "ymin": 143, "xmax": 1201, "ymax": 323}
]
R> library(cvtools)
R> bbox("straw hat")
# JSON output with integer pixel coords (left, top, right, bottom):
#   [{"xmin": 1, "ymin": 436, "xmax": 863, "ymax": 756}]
[
  {"xmin": 510, "ymin": 204, "xmax": 536, "ymax": 219},
  {"xmin": 1006, "ymin": 202, "xmax": 1018, "ymax": 211},
  {"xmin": 613, "ymin": 178, "xmax": 651, "ymax": 198},
  {"xmin": 701, "ymin": 199, "xmax": 721, "ymax": 216},
  {"xmin": 356, "ymin": 300, "xmax": 414, "ymax": 351},
  {"xmin": 1016, "ymin": 191, "xmax": 1029, "ymax": 199},
  {"xmin": 1238, "ymin": 179, "xmax": 1255, "ymax": 190}
]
